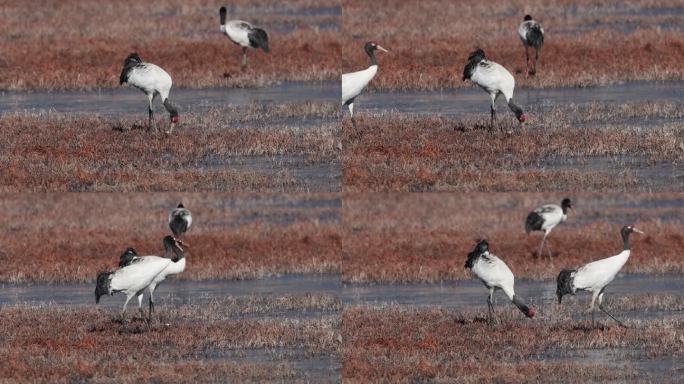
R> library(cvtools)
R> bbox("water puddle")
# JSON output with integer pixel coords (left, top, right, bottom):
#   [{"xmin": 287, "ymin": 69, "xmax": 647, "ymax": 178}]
[
  {"xmin": 196, "ymin": 155, "xmax": 341, "ymax": 192},
  {"xmin": 528, "ymin": 156, "xmax": 684, "ymax": 191},
  {"xmin": 0, "ymin": 274, "xmax": 341, "ymax": 308},
  {"xmin": 356, "ymin": 81, "xmax": 684, "ymax": 117},
  {"xmin": 342, "ymin": 274, "xmax": 684, "ymax": 310},
  {"xmin": 533, "ymin": 348, "xmax": 683, "ymax": 382},
  {"xmin": 0, "ymin": 81, "xmax": 339, "ymax": 116}
]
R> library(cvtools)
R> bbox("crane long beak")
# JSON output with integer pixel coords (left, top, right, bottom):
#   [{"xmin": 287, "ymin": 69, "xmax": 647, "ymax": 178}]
[
  {"xmin": 177, "ymin": 239, "xmax": 190, "ymax": 248},
  {"xmin": 633, "ymin": 228, "xmax": 645, "ymax": 234},
  {"xmin": 376, "ymin": 45, "xmax": 389, "ymax": 53}
]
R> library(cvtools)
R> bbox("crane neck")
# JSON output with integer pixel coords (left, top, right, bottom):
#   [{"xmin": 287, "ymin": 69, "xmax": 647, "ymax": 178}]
[
  {"xmin": 622, "ymin": 231, "xmax": 631, "ymax": 251},
  {"xmin": 365, "ymin": 47, "xmax": 378, "ymax": 66}
]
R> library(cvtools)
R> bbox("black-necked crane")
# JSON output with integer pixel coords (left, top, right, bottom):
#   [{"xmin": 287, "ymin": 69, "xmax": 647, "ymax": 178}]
[
  {"xmin": 342, "ymin": 42, "xmax": 388, "ymax": 136},
  {"xmin": 525, "ymin": 198, "xmax": 572, "ymax": 259},
  {"xmin": 95, "ymin": 236, "xmax": 187, "ymax": 322},
  {"xmin": 518, "ymin": 15, "xmax": 545, "ymax": 76},
  {"xmin": 465, "ymin": 239, "xmax": 535, "ymax": 323},
  {"xmin": 557, "ymin": 225, "xmax": 644, "ymax": 328},
  {"xmin": 119, "ymin": 53, "xmax": 180, "ymax": 134},
  {"xmin": 169, "ymin": 203, "xmax": 192, "ymax": 241},
  {"xmin": 463, "ymin": 49, "xmax": 527, "ymax": 130},
  {"xmin": 219, "ymin": 6, "xmax": 269, "ymax": 69}
]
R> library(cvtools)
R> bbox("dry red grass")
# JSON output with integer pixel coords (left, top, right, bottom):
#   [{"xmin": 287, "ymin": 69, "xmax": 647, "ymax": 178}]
[
  {"xmin": 343, "ymin": 0, "xmax": 684, "ymax": 90},
  {"xmin": 342, "ymin": 304, "xmax": 684, "ymax": 382},
  {"xmin": 342, "ymin": 103, "xmax": 684, "ymax": 192},
  {"xmin": 0, "ymin": 300, "xmax": 340, "ymax": 383},
  {"xmin": 0, "ymin": 0, "xmax": 340, "ymax": 90},
  {"xmin": 0, "ymin": 193, "xmax": 340, "ymax": 283},
  {"xmin": 343, "ymin": 193, "xmax": 684, "ymax": 283},
  {"xmin": 0, "ymin": 103, "xmax": 339, "ymax": 192}
]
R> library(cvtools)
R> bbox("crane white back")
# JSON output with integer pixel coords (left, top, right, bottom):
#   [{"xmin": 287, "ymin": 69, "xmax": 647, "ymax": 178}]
[
  {"xmin": 219, "ymin": 6, "xmax": 269, "ymax": 69},
  {"xmin": 557, "ymin": 225, "xmax": 644, "ymax": 327},
  {"xmin": 463, "ymin": 49, "xmax": 526, "ymax": 130},
  {"xmin": 342, "ymin": 42, "xmax": 388, "ymax": 136},
  {"xmin": 465, "ymin": 240, "xmax": 535, "ymax": 323},
  {"xmin": 119, "ymin": 53, "xmax": 179, "ymax": 134},
  {"xmin": 525, "ymin": 198, "xmax": 572, "ymax": 259},
  {"xmin": 95, "ymin": 236, "xmax": 187, "ymax": 322}
]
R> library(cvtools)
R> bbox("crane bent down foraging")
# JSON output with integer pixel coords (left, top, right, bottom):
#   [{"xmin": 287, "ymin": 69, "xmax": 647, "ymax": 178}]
[
  {"xmin": 465, "ymin": 239, "xmax": 535, "ymax": 323},
  {"xmin": 463, "ymin": 49, "xmax": 527, "ymax": 130},
  {"xmin": 119, "ymin": 53, "xmax": 180, "ymax": 134}
]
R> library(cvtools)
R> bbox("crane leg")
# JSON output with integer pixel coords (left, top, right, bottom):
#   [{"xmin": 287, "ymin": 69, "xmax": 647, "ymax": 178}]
[
  {"xmin": 525, "ymin": 46, "xmax": 530, "ymax": 77},
  {"xmin": 538, "ymin": 232, "xmax": 547, "ymax": 258},
  {"xmin": 490, "ymin": 96, "xmax": 497, "ymax": 131},
  {"xmin": 121, "ymin": 295, "xmax": 133, "ymax": 323},
  {"xmin": 589, "ymin": 291, "xmax": 600, "ymax": 328},
  {"xmin": 487, "ymin": 289, "xmax": 496, "ymax": 325},
  {"xmin": 598, "ymin": 291, "xmax": 627, "ymax": 328},
  {"xmin": 241, "ymin": 47, "xmax": 248, "ymax": 69},
  {"xmin": 348, "ymin": 102, "xmax": 362, "ymax": 139},
  {"xmin": 532, "ymin": 48, "xmax": 540, "ymax": 76},
  {"xmin": 137, "ymin": 293, "xmax": 145, "ymax": 320},
  {"xmin": 148, "ymin": 284, "xmax": 157, "ymax": 323}
]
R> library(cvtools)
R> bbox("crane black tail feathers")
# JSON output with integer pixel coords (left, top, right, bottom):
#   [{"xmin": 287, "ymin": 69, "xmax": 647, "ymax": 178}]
[
  {"xmin": 462, "ymin": 49, "xmax": 486, "ymax": 81},
  {"xmin": 249, "ymin": 28, "xmax": 270, "ymax": 53},
  {"xmin": 119, "ymin": 53, "xmax": 142, "ymax": 85},
  {"xmin": 525, "ymin": 212, "xmax": 544, "ymax": 234},
  {"xmin": 95, "ymin": 272, "xmax": 112, "ymax": 304},
  {"xmin": 556, "ymin": 269, "xmax": 576, "ymax": 304},
  {"xmin": 527, "ymin": 26, "xmax": 544, "ymax": 49},
  {"xmin": 512, "ymin": 295, "xmax": 535, "ymax": 318}
]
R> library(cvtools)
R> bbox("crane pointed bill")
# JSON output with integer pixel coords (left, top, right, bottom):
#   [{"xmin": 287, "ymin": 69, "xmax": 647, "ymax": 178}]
[
  {"xmin": 376, "ymin": 45, "xmax": 389, "ymax": 53},
  {"xmin": 177, "ymin": 239, "xmax": 190, "ymax": 248},
  {"xmin": 633, "ymin": 228, "xmax": 645, "ymax": 234}
]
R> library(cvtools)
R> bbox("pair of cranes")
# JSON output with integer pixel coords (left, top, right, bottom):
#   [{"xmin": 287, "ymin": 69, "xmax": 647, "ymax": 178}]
[
  {"xmin": 120, "ymin": 6, "xmax": 269, "ymax": 133},
  {"xmin": 95, "ymin": 204, "xmax": 193, "ymax": 323},
  {"xmin": 469, "ymin": 198, "xmax": 644, "ymax": 328},
  {"xmin": 342, "ymin": 15, "xmax": 545, "ymax": 133}
]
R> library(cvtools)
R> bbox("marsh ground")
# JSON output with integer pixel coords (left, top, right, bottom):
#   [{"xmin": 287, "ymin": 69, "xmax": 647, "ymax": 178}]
[
  {"xmin": 0, "ymin": 290, "xmax": 341, "ymax": 382},
  {"xmin": 343, "ymin": 98, "xmax": 684, "ymax": 192},
  {"xmin": 0, "ymin": 101, "xmax": 340, "ymax": 192}
]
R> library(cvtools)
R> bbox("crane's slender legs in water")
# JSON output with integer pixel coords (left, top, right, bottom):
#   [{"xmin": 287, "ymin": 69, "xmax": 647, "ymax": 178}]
[
  {"xmin": 241, "ymin": 47, "xmax": 248, "ymax": 69},
  {"xmin": 598, "ymin": 291, "xmax": 627, "ymax": 328}
]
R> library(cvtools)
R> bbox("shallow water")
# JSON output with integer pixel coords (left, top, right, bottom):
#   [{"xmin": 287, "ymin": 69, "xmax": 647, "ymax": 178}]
[
  {"xmin": 0, "ymin": 81, "xmax": 338, "ymax": 116},
  {"xmin": 342, "ymin": 274, "xmax": 684, "ymax": 309},
  {"xmin": 198, "ymin": 155, "xmax": 341, "ymax": 193},
  {"xmin": 356, "ymin": 81, "xmax": 684, "ymax": 117},
  {"xmin": 529, "ymin": 156, "xmax": 684, "ymax": 192},
  {"xmin": 0, "ymin": 274, "xmax": 341, "ymax": 307}
]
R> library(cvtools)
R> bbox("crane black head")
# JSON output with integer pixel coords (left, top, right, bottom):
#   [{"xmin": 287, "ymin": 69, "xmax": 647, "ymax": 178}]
[
  {"xmin": 467, "ymin": 49, "xmax": 486, "ymax": 62},
  {"xmin": 177, "ymin": 202, "xmax": 185, "ymax": 209},
  {"xmin": 124, "ymin": 53, "xmax": 142, "ymax": 65},
  {"xmin": 561, "ymin": 198, "xmax": 572, "ymax": 212},
  {"xmin": 465, "ymin": 239, "xmax": 489, "ymax": 269},
  {"xmin": 524, "ymin": 15, "xmax": 533, "ymax": 21},
  {"xmin": 621, "ymin": 225, "xmax": 644, "ymax": 251}
]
